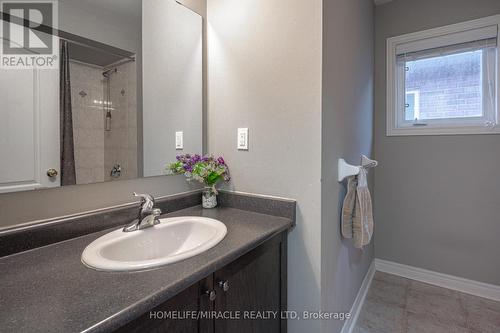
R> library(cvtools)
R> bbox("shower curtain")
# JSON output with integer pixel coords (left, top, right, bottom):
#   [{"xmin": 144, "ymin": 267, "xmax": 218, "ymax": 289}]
[{"xmin": 59, "ymin": 40, "xmax": 77, "ymax": 185}]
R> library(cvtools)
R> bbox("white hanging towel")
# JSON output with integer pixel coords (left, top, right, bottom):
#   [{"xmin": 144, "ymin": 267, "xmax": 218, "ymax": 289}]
[
  {"xmin": 352, "ymin": 168, "xmax": 374, "ymax": 249},
  {"xmin": 341, "ymin": 176, "xmax": 357, "ymax": 239}
]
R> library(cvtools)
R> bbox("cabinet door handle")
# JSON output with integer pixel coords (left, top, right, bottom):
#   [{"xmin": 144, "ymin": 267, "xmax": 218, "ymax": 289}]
[
  {"xmin": 205, "ymin": 290, "xmax": 217, "ymax": 301},
  {"xmin": 218, "ymin": 280, "xmax": 230, "ymax": 292}
]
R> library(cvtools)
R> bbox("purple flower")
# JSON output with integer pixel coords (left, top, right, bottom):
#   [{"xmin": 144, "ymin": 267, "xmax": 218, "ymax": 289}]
[{"xmin": 170, "ymin": 153, "xmax": 230, "ymax": 186}]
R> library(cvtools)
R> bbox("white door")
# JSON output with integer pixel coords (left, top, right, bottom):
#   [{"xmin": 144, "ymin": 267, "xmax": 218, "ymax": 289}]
[{"xmin": 0, "ymin": 67, "xmax": 60, "ymax": 193}]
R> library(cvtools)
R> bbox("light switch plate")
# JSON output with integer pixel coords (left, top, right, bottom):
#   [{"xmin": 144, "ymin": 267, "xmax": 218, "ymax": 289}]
[
  {"xmin": 237, "ymin": 128, "xmax": 249, "ymax": 150},
  {"xmin": 175, "ymin": 131, "xmax": 183, "ymax": 150}
]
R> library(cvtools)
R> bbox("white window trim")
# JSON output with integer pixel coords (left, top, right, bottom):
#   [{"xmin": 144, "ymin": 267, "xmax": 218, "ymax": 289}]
[{"xmin": 386, "ymin": 14, "xmax": 500, "ymax": 136}]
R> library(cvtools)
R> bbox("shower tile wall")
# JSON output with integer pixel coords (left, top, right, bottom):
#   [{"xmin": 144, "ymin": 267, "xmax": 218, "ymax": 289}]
[
  {"xmin": 104, "ymin": 61, "xmax": 138, "ymax": 181},
  {"xmin": 70, "ymin": 62, "xmax": 105, "ymax": 185},
  {"xmin": 70, "ymin": 60, "xmax": 137, "ymax": 185}
]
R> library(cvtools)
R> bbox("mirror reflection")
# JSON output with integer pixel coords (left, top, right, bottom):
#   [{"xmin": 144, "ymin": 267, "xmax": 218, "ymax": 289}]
[{"xmin": 0, "ymin": 0, "xmax": 203, "ymax": 193}]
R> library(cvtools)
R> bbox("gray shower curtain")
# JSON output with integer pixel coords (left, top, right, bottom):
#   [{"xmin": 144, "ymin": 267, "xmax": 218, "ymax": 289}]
[{"xmin": 60, "ymin": 40, "xmax": 76, "ymax": 185}]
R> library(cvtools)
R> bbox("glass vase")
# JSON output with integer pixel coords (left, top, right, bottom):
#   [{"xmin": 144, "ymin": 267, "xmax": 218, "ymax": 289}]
[{"xmin": 202, "ymin": 187, "xmax": 217, "ymax": 209}]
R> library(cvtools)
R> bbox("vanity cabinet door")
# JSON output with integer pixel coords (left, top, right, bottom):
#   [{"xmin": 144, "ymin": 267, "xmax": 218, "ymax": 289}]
[
  {"xmin": 114, "ymin": 232, "xmax": 287, "ymax": 333},
  {"xmin": 116, "ymin": 277, "xmax": 211, "ymax": 333},
  {"xmin": 213, "ymin": 233, "xmax": 286, "ymax": 333}
]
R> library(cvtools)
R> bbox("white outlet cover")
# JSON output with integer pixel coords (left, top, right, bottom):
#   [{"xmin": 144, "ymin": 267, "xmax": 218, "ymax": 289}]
[
  {"xmin": 237, "ymin": 128, "xmax": 248, "ymax": 150},
  {"xmin": 175, "ymin": 131, "xmax": 183, "ymax": 150}
]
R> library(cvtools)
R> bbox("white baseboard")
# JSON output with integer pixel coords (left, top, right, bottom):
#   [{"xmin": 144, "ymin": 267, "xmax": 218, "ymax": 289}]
[
  {"xmin": 340, "ymin": 260, "xmax": 376, "ymax": 333},
  {"xmin": 375, "ymin": 259, "xmax": 500, "ymax": 302}
]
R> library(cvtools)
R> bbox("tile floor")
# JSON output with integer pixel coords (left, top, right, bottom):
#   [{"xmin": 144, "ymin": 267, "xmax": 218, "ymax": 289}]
[{"xmin": 354, "ymin": 272, "xmax": 500, "ymax": 333}]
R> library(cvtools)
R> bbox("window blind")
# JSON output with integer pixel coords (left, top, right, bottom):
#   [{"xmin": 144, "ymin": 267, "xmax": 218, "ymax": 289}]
[
  {"xmin": 396, "ymin": 37, "xmax": 497, "ymax": 62},
  {"xmin": 395, "ymin": 25, "xmax": 498, "ymax": 55}
]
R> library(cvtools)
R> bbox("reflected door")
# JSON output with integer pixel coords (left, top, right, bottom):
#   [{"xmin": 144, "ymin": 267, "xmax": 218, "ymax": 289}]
[{"xmin": 0, "ymin": 68, "xmax": 60, "ymax": 193}]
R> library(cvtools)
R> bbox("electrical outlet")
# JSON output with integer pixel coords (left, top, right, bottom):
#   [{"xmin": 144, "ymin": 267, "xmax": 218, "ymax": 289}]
[
  {"xmin": 175, "ymin": 131, "xmax": 183, "ymax": 150},
  {"xmin": 237, "ymin": 128, "xmax": 248, "ymax": 150}
]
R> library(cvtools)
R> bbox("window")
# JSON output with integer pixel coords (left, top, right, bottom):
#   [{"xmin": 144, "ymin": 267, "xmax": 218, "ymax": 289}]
[
  {"xmin": 405, "ymin": 90, "xmax": 420, "ymax": 121},
  {"xmin": 387, "ymin": 15, "xmax": 500, "ymax": 136}
]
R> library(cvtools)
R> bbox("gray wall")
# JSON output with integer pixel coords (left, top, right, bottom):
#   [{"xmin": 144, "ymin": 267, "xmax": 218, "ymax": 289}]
[
  {"xmin": 321, "ymin": 0, "xmax": 374, "ymax": 332},
  {"xmin": 142, "ymin": 0, "xmax": 203, "ymax": 177},
  {"xmin": 178, "ymin": 0, "xmax": 208, "ymax": 153},
  {"xmin": 207, "ymin": 0, "xmax": 323, "ymax": 332},
  {"xmin": 374, "ymin": 0, "xmax": 500, "ymax": 285}
]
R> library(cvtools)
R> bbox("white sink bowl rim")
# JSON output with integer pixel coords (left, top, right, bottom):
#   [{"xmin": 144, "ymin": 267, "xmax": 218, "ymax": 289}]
[{"xmin": 81, "ymin": 216, "xmax": 227, "ymax": 272}]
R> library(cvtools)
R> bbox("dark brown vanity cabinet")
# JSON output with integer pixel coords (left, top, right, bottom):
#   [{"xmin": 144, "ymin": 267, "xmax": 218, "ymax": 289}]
[{"xmin": 117, "ymin": 232, "xmax": 287, "ymax": 333}]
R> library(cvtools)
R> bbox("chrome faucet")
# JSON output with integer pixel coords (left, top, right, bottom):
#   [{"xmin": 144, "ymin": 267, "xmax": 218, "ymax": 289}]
[{"xmin": 123, "ymin": 192, "xmax": 162, "ymax": 232}]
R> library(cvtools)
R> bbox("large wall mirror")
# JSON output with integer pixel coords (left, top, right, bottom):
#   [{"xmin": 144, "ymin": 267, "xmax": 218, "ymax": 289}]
[{"xmin": 0, "ymin": 0, "xmax": 203, "ymax": 194}]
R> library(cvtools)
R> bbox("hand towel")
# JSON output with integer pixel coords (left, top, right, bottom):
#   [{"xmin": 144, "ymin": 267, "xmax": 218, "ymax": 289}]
[
  {"xmin": 352, "ymin": 168, "xmax": 374, "ymax": 249},
  {"xmin": 341, "ymin": 176, "xmax": 357, "ymax": 239}
]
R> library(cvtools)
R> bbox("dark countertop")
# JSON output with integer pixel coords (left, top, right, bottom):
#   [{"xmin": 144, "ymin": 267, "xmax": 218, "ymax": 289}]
[{"xmin": 0, "ymin": 206, "xmax": 293, "ymax": 333}]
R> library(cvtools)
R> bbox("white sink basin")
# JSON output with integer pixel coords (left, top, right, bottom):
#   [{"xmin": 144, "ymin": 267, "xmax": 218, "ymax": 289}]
[{"xmin": 81, "ymin": 216, "xmax": 227, "ymax": 272}]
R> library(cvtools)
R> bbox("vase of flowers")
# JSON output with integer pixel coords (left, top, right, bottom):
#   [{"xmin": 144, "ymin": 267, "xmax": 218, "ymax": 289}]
[
  {"xmin": 201, "ymin": 186, "xmax": 218, "ymax": 209},
  {"xmin": 168, "ymin": 154, "xmax": 230, "ymax": 209}
]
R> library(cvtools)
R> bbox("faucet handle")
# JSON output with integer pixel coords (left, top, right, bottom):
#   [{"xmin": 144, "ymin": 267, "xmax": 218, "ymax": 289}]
[{"xmin": 133, "ymin": 192, "xmax": 155, "ymax": 207}]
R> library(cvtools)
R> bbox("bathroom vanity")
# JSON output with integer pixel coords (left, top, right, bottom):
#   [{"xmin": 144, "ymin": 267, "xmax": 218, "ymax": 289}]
[
  {"xmin": 117, "ymin": 230, "xmax": 287, "ymax": 333},
  {"xmin": 0, "ymin": 191, "xmax": 295, "ymax": 333}
]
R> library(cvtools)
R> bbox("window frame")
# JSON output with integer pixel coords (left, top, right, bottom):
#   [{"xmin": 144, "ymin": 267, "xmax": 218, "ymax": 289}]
[{"xmin": 386, "ymin": 15, "xmax": 500, "ymax": 136}]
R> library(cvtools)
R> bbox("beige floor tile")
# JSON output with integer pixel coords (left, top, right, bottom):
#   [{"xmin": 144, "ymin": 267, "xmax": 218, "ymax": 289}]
[
  {"xmin": 406, "ymin": 311, "xmax": 470, "ymax": 333},
  {"xmin": 374, "ymin": 271, "xmax": 412, "ymax": 288},
  {"xmin": 367, "ymin": 278, "xmax": 407, "ymax": 308},
  {"xmin": 354, "ymin": 273, "xmax": 500, "ymax": 333},
  {"xmin": 352, "ymin": 326, "xmax": 372, "ymax": 333},
  {"xmin": 356, "ymin": 298, "xmax": 405, "ymax": 333},
  {"xmin": 461, "ymin": 293, "xmax": 500, "ymax": 333},
  {"xmin": 409, "ymin": 281, "xmax": 456, "ymax": 297},
  {"xmin": 406, "ymin": 286, "xmax": 467, "ymax": 327}
]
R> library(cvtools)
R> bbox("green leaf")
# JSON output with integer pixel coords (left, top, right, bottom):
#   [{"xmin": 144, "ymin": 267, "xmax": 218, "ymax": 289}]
[{"xmin": 206, "ymin": 172, "xmax": 220, "ymax": 186}]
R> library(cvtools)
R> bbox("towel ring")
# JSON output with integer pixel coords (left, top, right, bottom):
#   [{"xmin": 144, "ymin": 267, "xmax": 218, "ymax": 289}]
[{"xmin": 338, "ymin": 155, "xmax": 378, "ymax": 182}]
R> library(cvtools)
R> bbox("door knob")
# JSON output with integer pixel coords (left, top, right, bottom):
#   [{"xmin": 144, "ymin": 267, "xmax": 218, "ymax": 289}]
[
  {"xmin": 218, "ymin": 280, "xmax": 230, "ymax": 292},
  {"xmin": 47, "ymin": 168, "xmax": 58, "ymax": 178},
  {"xmin": 205, "ymin": 290, "xmax": 217, "ymax": 301}
]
